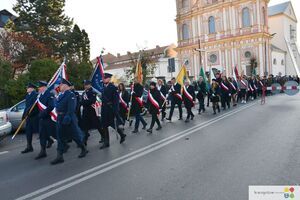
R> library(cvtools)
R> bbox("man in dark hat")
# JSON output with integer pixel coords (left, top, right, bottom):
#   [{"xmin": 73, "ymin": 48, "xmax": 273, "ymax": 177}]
[
  {"xmin": 21, "ymin": 83, "xmax": 39, "ymax": 154},
  {"xmin": 100, "ymin": 73, "xmax": 126, "ymax": 149},
  {"xmin": 34, "ymin": 81, "xmax": 56, "ymax": 160},
  {"xmin": 50, "ymin": 79, "xmax": 88, "ymax": 165},
  {"xmin": 81, "ymin": 80, "xmax": 104, "ymax": 145}
]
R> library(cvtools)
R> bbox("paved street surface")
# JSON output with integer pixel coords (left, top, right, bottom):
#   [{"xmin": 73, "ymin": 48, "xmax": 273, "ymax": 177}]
[{"xmin": 0, "ymin": 94, "xmax": 299, "ymax": 200}]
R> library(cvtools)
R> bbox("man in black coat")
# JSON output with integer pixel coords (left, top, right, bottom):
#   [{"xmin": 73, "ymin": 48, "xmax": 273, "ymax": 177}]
[
  {"xmin": 166, "ymin": 78, "xmax": 183, "ymax": 121},
  {"xmin": 146, "ymin": 82, "xmax": 162, "ymax": 134},
  {"xmin": 81, "ymin": 80, "xmax": 104, "ymax": 145},
  {"xmin": 100, "ymin": 73, "xmax": 126, "ymax": 149},
  {"xmin": 183, "ymin": 80, "xmax": 196, "ymax": 123},
  {"xmin": 196, "ymin": 76, "xmax": 207, "ymax": 114},
  {"xmin": 131, "ymin": 80, "xmax": 147, "ymax": 133},
  {"xmin": 157, "ymin": 79, "xmax": 167, "ymax": 121},
  {"xmin": 21, "ymin": 83, "xmax": 39, "ymax": 154}
]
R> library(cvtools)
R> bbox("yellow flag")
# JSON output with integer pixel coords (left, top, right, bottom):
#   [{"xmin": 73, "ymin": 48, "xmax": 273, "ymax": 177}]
[
  {"xmin": 176, "ymin": 65, "xmax": 189, "ymax": 86},
  {"xmin": 135, "ymin": 59, "xmax": 143, "ymax": 84}
]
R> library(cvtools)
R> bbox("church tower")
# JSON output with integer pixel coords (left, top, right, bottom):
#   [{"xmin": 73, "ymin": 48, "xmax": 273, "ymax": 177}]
[{"xmin": 176, "ymin": 0, "xmax": 271, "ymax": 77}]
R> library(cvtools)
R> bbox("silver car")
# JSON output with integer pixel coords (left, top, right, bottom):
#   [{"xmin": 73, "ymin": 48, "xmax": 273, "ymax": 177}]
[
  {"xmin": 0, "ymin": 110, "xmax": 12, "ymax": 138},
  {"xmin": 6, "ymin": 100, "xmax": 26, "ymax": 131}
]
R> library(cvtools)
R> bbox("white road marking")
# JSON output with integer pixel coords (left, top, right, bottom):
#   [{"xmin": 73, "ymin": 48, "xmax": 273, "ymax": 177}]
[
  {"xmin": 16, "ymin": 103, "xmax": 256, "ymax": 200},
  {"xmin": 0, "ymin": 151, "xmax": 9, "ymax": 155}
]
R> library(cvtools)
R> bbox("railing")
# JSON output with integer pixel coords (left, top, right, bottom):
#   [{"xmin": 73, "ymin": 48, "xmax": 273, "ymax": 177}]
[{"xmin": 285, "ymin": 37, "xmax": 300, "ymax": 76}]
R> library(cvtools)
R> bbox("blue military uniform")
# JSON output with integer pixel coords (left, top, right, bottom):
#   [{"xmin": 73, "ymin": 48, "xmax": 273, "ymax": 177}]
[
  {"xmin": 100, "ymin": 73, "xmax": 126, "ymax": 149},
  {"xmin": 21, "ymin": 83, "xmax": 39, "ymax": 154},
  {"xmin": 51, "ymin": 79, "xmax": 88, "ymax": 165},
  {"xmin": 35, "ymin": 81, "xmax": 56, "ymax": 160}
]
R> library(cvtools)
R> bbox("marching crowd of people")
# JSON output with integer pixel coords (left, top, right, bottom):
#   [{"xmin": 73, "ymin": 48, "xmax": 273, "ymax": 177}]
[{"xmin": 20, "ymin": 72, "xmax": 299, "ymax": 165}]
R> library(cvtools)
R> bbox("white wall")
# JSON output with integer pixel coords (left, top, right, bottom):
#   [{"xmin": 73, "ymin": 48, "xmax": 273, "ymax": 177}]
[{"xmin": 271, "ymin": 51, "xmax": 286, "ymax": 76}]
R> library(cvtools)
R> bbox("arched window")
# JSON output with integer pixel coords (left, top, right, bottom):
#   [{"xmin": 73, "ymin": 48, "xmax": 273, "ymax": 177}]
[
  {"xmin": 182, "ymin": 0, "xmax": 188, "ymax": 8},
  {"xmin": 208, "ymin": 16, "xmax": 216, "ymax": 34},
  {"xmin": 273, "ymin": 58, "xmax": 277, "ymax": 65},
  {"xmin": 242, "ymin": 7, "xmax": 251, "ymax": 27},
  {"xmin": 182, "ymin": 24, "xmax": 189, "ymax": 40}
]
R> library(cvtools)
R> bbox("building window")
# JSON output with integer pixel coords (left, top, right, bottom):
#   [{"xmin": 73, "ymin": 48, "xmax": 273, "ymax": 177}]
[
  {"xmin": 281, "ymin": 59, "xmax": 284, "ymax": 65},
  {"xmin": 273, "ymin": 58, "xmax": 277, "ymax": 65},
  {"xmin": 182, "ymin": 0, "xmax": 188, "ymax": 8},
  {"xmin": 182, "ymin": 24, "xmax": 189, "ymax": 40},
  {"xmin": 262, "ymin": 7, "xmax": 266, "ymax": 25},
  {"xmin": 209, "ymin": 54, "xmax": 217, "ymax": 63},
  {"xmin": 242, "ymin": 7, "xmax": 251, "ymax": 27},
  {"xmin": 208, "ymin": 16, "xmax": 216, "ymax": 34},
  {"xmin": 245, "ymin": 51, "xmax": 252, "ymax": 58},
  {"xmin": 290, "ymin": 25, "xmax": 295, "ymax": 40}
]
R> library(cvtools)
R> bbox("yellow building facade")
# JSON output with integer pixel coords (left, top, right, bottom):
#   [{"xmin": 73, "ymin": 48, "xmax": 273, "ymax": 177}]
[{"xmin": 176, "ymin": 0, "xmax": 272, "ymax": 78}]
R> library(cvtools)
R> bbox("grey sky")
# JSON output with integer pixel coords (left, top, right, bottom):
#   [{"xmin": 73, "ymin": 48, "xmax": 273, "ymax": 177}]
[{"xmin": 1, "ymin": 0, "xmax": 299, "ymax": 59}]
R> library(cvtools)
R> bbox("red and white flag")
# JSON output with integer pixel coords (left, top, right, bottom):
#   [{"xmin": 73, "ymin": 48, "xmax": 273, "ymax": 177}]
[{"xmin": 148, "ymin": 91, "xmax": 160, "ymax": 113}]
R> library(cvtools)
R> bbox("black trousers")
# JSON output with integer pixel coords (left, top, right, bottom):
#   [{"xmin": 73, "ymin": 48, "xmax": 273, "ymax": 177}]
[
  {"xmin": 221, "ymin": 94, "xmax": 230, "ymax": 109},
  {"xmin": 150, "ymin": 114, "xmax": 161, "ymax": 129},
  {"xmin": 168, "ymin": 101, "xmax": 182, "ymax": 119},
  {"xmin": 186, "ymin": 107, "xmax": 194, "ymax": 119},
  {"xmin": 197, "ymin": 97, "xmax": 205, "ymax": 112}
]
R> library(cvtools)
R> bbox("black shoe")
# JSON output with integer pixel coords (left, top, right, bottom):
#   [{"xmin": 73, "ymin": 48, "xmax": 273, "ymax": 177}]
[
  {"xmin": 50, "ymin": 153, "xmax": 64, "ymax": 165},
  {"xmin": 213, "ymin": 112, "xmax": 216, "ymax": 115},
  {"xmin": 129, "ymin": 120, "xmax": 133, "ymax": 127},
  {"xmin": 156, "ymin": 126, "xmax": 162, "ymax": 131},
  {"xmin": 166, "ymin": 118, "xmax": 171, "ymax": 121},
  {"xmin": 142, "ymin": 124, "xmax": 147, "ymax": 130},
  {"xmin": 100, "ymin": 144, "xmax": 110, "ymax": 149},
  {"xmin": 120, "ymin": 134, "xmax": 126, "ymax": 144},
  {"xmin": 178, "ymin": 118, "xmax": 183, "ymax": 120},
  {"xmin": 35, "ymin": 150, "xmax": 47, "ymax": 160},
  {"xmin": 191, "ymin": 116, "xmax": 194, "ymax": 120},
  {"xmin": 185, "ymin": 119, "xmax": 190, "ymax": 123},
  {"xmin": 78, "ymin": 146, "xmax": 88, "ymax": 158},
  {"xmin": 198, "ymin": 111, "xmax": 201, "ymax": 115},
  {"xmin": 132, "ymin": 129, "xmax": 138, "ymax": 134},
  {"xmin": 99, "ymin": 138, "xmax": 104, "ymax": 143},
  {"xmin": 46, "ymin": 139, "xmax": 54, "ymax": 149},
  {"xmin": 146, "ymin": 128, "xmax": 153, "ymax": 134},
  {"xmin": 63, "ymin": 144, "xmax": 70, "ymax": 153},
  {"xmin": 21, "ymin": 147, "xmax": 33, "ymax": 154}
]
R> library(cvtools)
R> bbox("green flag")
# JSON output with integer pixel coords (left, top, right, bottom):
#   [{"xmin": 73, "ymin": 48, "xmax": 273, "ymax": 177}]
[{"xmin": 199, "ymin": 67, "xmax": 209, "ymax": 90}]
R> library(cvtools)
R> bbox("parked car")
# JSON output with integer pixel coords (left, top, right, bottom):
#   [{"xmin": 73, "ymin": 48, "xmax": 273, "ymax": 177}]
[
  {"xmin": 0, "ymin": 110, "xmax": 12, "ymax": 139},
  {"xmin": 6, "ymin": 100, "xmax": 25, "ymax": 131}
]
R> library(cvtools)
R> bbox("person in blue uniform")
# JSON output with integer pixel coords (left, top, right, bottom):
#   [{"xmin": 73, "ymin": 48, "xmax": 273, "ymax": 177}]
[
  {"xmin": 166, "ymin": 78, "xmax": 183, "ymax": 121},
  {"xmin": 81, "ymin": 80, "xmax": 104, "ymax": 145},
  {"xmin": 50, "ymin": 79, "xmax": 88, "ymax": 165},
  {"xmin": 146, "ymin": 82, "xmax": 162, "ymax": 134},
  {"xmin": 21, "ymin": 83, "xmax": 39, "ymax": 154},
  {"xmin": 183, "ymin": 80, "xmax": 196, "ymax": 123},
  {"xmin": 35, "ymin": 81, "xmax": 56, "ymax": 160},
  {"xmin": 100, "ymin": 73, "xmax": 126, "ymax": 149},
  {"xmin": 131, "ymin": 80, "xmax": 147, "ymax": 133}
]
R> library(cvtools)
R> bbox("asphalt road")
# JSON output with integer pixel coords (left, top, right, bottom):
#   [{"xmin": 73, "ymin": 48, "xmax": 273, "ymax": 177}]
[{"xmin": 0, "ymin": 94, "xmax": 299, "ymax": 200}]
